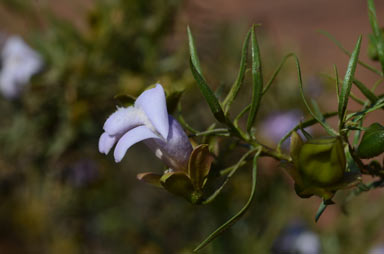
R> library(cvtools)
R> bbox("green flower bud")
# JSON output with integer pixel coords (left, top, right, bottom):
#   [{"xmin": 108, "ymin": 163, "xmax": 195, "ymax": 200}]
[
  {"xmin": 298, "ymin": 137, "xmax": 346, "ymax": 186},
  {"xmin": 289, "ymin": 133, "xmax": 347, "ymax": 200},
  {"xmin": 357, "ymin": 123, "xmax": 384, "ymax": 159}
]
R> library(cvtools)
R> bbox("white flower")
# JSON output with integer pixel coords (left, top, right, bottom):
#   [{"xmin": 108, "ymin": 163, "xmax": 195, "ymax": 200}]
[
  {"xmin": 272, "ymin": 220, "xmax": 321, "ymax": 254},
  {"xmin": 99, "ymin": 84, "xmax": 193, "ymax": 171},
  {"xmin": 0, "ymin": 36, "xmax": 43, "ymax": 98}
]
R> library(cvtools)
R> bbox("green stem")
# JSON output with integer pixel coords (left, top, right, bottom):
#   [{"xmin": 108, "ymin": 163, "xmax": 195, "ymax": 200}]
[
  {"xmin": 372, "ymin": 78, "xmax": 384, "ymax": 92},
  {"xmin": 176, "ymin": 103, "xmax": 199, "ymax": 134},
  {"xmin": 349, "ymin": 92, "xmax": 366, "ymax": 105},
  {"xmin": 260, "ymin": 145, "xmax": 291, "ymax": 161},
  {"xmin": 225, "ymin": 117, "xmax": 249, "ymax": 142},
  {"xmin": 277, "ymin": 112, "xmax": 338, "ymax": 153},
  {"xmin": 191, "ymin": 128, "xmax": 229, "ymax": 137},
  {"xmin": 195, "ymin": 148, "xmax": 262, "ymax": 252},
  {"xmin": 262, "ymin": 53, "xmax": 295, "ymax": 95},
  {"xmin": 234, "ymin": 104, "xmax": 251, "ymax": 128},
  {"xmin": 204, "ymin": 148, "xmax": 259, "ymax": 205},
  {"xmin": 223, "ymin": 29, "xmax": 251, "ymax": 113}
]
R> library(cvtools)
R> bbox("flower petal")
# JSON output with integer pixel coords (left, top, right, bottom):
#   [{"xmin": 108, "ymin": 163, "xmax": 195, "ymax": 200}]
[
  {"xmin": 0, "ymin": 67, "xmax": 20, "ymax": 98},
  {"xmin": 135, "ymin": 84, "xmax": 169, "ymax": 139},
  {"xmin": 103, "ymin": 106, "xmax": 152, "ymax": 136},
  {"xmin": 0, "ymin": 36, "xmax": 43, "ymax": 98},
  {"xmin": 144, "ymin": 115, "xmax": 192, "ymax": 171},
  {"xmin": 114, "ymin": 126, "xmax": 161, "ymax": 163},
  {"xmin": 98, "ymin": 132, "xmax": 117, "ymax": 155}
]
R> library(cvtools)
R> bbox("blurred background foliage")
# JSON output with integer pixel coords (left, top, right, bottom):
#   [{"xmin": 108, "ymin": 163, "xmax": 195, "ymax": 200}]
[{"xmin": 0, "ymin": 0, "xmax": 383, "ymax": 253}]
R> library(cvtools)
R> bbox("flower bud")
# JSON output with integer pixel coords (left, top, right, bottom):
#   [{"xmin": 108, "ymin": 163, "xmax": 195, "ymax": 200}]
[
  {"xmin": 357, "ymin": 123, "xmax": 384, "ymax": 159},
  {"xmin": 289, "ymin": 132, "xmax": 347, "ymax": 200},
  {"xmin": 137, "ymin": 145, "xmax": 213, "ymax": 204},
  {"xmin": 298, "ymin": 136, "xmax": 346, "ymax": 186}
]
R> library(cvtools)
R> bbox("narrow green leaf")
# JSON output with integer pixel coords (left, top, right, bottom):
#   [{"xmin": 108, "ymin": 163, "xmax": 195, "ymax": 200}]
[
  {"xmin": 310, "ymin": 100, "xmax": 322, "ymax": 116},
  {"xmin": 372, "ymin": 77, "xmax": 384, "ymax": 92},
  {"xmin": 263, "ymin": 53, "xmax": 294, "ymax": 95},
  {"xmin": 189, "ymin": 58, "xmax": 226, "ymax": 123},
  {"xmin": 299, "ymin": 121, "xmax": 312, "ymax": 140},
  {"xmin": 192, "ymin": 128, "xmax": 229, "ymax": 137},
  {"xmin": 349, "ymin": 93, "xmax": 365, "ymax": 105},
  {"xmin": 322, "ymin": 72, "xmax": 378, "ymax": 104},
  {"xmin": 353, "ymin": 118, "xmax": 365, "ymax": 147},
  {"xmin": 187, "ymin": 26, "xmax": 202, "ymax": 76},
  {"xmin": 344, "ymin": 126, "xmax": 366, "ymax": 131},
  {"xmin": 247, "ymin": 26, "xmax": 263, "ymax": 132},
  {"xmin": 203, "ymin": 148, "xmax": 257, "ymax": 204},
  {"xmin": 368, "ymin": 33, "xmax": 380, "ymax": 61},
  {"xmin": 353, "ymin": 79, "xmax": 378, "ymax": 104},
  {"xmin": 234, "ymin": 104, "xmax": 251, "ymax": 127},
  {"xmin": 315, "ymin": 201, "xmax": 328, "ymax": 222},
  {"xmin": 368, "ymin": 0, "xmax": 384, "ymax": 74},
  {"xmin": 334, "ymin": 65, "xmax": 340, "ymax": 105},
  {"xmin": 201, "ymin": 123, "xmax": 216, "ymax": 144},
  {"xmin": 311, "ymin": 99, "xmax": 336, "ymax": 135},
  {"xmin": 223, "ymin": 29, "xmax": 251, "ymax": 113},
  {"xmin": 347, "ymin": 97, "xmax": 384, "ymax": 121},
  {"xmin": 319, "ymin": 30, "xmax": 381, "ymax": 76},
  {"xmin": 295, "ymin": 55, "xmax": 338, "ymax": 136},
  {"xmin": 187, "ymin": 26, "xmax": 226, "ymax": 123},
  {"xmin": 194, "ymin": 149, "xmax": 261, "ymax": 252},
  {"xmin": 351, "ymin": 100, "xmax": 370, "ymax": 147},
  {"xmin": 338, "ymin": 36, "xmax": 362, "ymax": 128},
  {"xmin": 345, "ymin": 179, "xmax": 384, "ymax": 203}
]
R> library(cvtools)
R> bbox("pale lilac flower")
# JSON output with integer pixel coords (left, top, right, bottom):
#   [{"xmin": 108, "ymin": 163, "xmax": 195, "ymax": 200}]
[
  {"xmin": 260, "ymin": 110, "xmax": 303, "ymax": 143},
  {"xmin": 370, "ymin": 244, "xmax": 384, "ymax": 254},
  {"xmin": 99, "ymin": 84, "xmax": 193, "ymax": 171},
  {"xmin": 0, "ymin": 36, "xmax": 43, "ymax": 98}
]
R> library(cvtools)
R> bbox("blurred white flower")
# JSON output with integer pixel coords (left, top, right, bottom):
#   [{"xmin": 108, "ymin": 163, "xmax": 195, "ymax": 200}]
[
  {"xmin": 272, "ymin": 220, "xmax": 321, "ymax": 254},
  {"xmin": 99, "ymin": 84, "xmax": 192, "ymax": 171},
  {"xmin": 294, "ymin": 231, "xmax": 321, "ymax": 254},
  {"xmin": 0, "ymin": 36, "xmax": 43, "ymax": 98}
]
